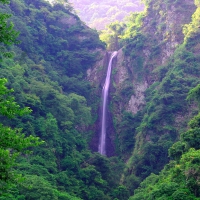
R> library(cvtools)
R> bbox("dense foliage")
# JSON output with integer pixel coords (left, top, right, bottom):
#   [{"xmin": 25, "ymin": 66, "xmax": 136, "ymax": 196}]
[
  {"xmin": 129, "ymin": 85, "xmax": 200, "ymax": 199},
  {"xmin": 116, "ymin": 0, "xmax": 200, "ymax": 198},
  {"xmin": 0, "ymin": 0, "xmax": 41, "ymax": 196},
  {"xmin": 0, "ymin": 78, "xmax": 42, "ymax": 197},
  {"xmin": 0, "ymin": 0, "xmax": 126, "ymax": 199},
  {"xmin": 1, "ymin": 0, "xmax": 200, "ymax": 199}
]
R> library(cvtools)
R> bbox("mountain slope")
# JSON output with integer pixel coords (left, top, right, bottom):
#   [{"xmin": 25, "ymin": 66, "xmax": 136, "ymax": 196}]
[
  {"xmin": 1, "ymin": 0, "xmax": 200, "ymax": 199},
  {"xmin": 0, "ymin": 0, "xmax": 127, "ymax": 199}
]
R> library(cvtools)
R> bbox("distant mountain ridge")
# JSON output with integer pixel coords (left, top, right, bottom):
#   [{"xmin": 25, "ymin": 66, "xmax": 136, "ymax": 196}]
[{"xmin": 69, "ymin": 0, "xmax": 144, "ymax": 30}]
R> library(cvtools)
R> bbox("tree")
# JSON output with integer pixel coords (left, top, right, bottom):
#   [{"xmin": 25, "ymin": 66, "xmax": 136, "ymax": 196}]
[
  {"xmin": 187, "ymin": 84, "xmax": 200, "ymax": 106},
  {"xmin": 0, "ymin": 0, "xmax": 20, "ymax": 59},
  {"xmin": 0, "ymin": 78, "xmax": 42, "ymax": 196},
  {"xmin": 100, "ymin": 21, "xmax": 125, "ymax": 50}
]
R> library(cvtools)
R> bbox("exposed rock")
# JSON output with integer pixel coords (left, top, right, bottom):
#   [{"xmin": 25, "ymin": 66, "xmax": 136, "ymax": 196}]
[
  {"xmin": 87, "ymin": 50, "xmax": 108, "ymax": 85},
  {"xmin": 113, "ymin": 49, "xmax": 129, "ymax": 86},
  {"xmin": 60, "ymin": 16, "xmax": 77, "ymax": 25},
  {"xmin": 127, "ymin": 82, "xmax": 148, "ymax": 114},
  {"xmin": 87, "ymin": 0, "xmax": 197, "ymax": 158},
  {"xmin": 112, "ymin": 49, "xmax": 148, "ymax": 115},
  {"xmin": 143, "ymin": 0, "xmax": 195, "ymax": 66}
]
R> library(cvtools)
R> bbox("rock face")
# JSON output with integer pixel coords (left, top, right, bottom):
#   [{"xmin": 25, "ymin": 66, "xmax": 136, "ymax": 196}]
[
  {"xmin": 127, "ymin": 82, "xmax": 148, "ymax": 114},
  {"xmin": 87, "ymin": 50, "xmax": 109, "ymax": 85},
  {"xmin": 111, "ymin": 49, "xmax": 148, "ymax": 116},
  {"xmin": 141, "ymin": 0, "xmax": 195, "ymax": 68},
  {"xmin": 109, "ymin": 0, "xmax": 195, "ymax": 119},
  {"xmin": 87, "ymin": 0, "xmax": 196, "ymax": 157}
]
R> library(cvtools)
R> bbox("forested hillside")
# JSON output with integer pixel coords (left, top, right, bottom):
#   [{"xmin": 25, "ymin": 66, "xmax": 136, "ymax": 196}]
[
  {"xmin": 125, "ymin": 0, "xmax": 200, "ymax": 198},
  {"xmin": 0, "ymin": 0, "xmax": 126, "ymax": 199},
  {"xmin": 0, "ymin": 0, "xmax": 200, "ymax": 199},
  {"xmin": 68, "ymin": 0, "xmax": 144, "ymax": 30}
]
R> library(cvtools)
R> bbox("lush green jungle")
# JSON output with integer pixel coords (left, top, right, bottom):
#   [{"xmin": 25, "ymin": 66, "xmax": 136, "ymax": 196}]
[
  {"xmin": 0, "ymin": 0, "xmax": 200, "ymax": 199},
  {"xmin": 68, "ymin": 0, "xmax": 144, "ymax": 30}
]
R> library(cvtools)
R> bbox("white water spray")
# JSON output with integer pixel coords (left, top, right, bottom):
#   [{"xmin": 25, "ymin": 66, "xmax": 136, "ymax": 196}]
[{"xmin": 98, "ymin": 51, "xmax": 118, "ymax": 155}]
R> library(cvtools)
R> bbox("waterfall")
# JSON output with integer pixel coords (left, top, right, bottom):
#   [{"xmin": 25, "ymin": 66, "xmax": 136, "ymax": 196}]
[{"xmin": 99, "ymin": 51, "xmax": 118, "ymax": 155}]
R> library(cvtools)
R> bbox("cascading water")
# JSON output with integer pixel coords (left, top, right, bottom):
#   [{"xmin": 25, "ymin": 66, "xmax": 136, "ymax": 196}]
[{"xmin": 99, "ymin": 51, "xmax": 118, "ymax": 155}]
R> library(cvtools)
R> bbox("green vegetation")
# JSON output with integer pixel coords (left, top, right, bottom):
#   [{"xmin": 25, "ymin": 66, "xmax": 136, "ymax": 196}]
[
  {"xmin": 1, "ymin": 0, "xmax": 200, "ymax": 199},
  {"xmin": 100, "ymin": 21, "xmax": 126, "ymax": 50},
  {"xmin": 90, "ymin": 3, "xmax": 200, "ymax": 199},
  {"xmin": 116, "ymin": 0, "xmax": 200, "ymax": 197},
  {"xmin": 183, "ymin": 0, "xmax": 200, "ymax": 49},
  {"xmin": 0, "ymin": 0, "xmax": 19, "ymax": 59},
  {"xmin": 0, "ymin": 0, "xmax": 41, "ymax": 195},
  {"xmin": 99, "ymin": 11, "xmax": 146, "ymax": 51},
  {"xmin": 0, "ymin": 78, "xmax": 42, "ymax": 196},
  {"xmin": 0, "ymin": 0, "xmax": 125, "ymax": 199},
  {"xmin": 129, "ymin": 84, "xmax": 200, "ymax": 199}
]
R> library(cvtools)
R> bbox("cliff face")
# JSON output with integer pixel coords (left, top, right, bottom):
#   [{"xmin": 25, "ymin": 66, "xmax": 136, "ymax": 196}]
[
  {"xmin": 121, "ymin": 0, "xmax": 200, "ymax": 188},
  {"xmin": 87, "ymin": 0, "xmax": 199, "ymax": 178},
  {"xmin": 90, "ymin": 0, "xmax": 196, "ymax": 116},
  {"xmin": 143, "ymin": 0, "xmax": 195, "ymax": 62},
  {"xmin": 110, "ymin": 0, "xmax": 196, "ymax": 143}
]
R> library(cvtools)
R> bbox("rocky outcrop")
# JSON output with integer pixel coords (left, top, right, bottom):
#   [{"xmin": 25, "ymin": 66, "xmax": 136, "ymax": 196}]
[
  {"xmin": 127, "ymin": 82, "xmax": 148, "ymax": 114},
  {"xmin": 111, "ymin": 49, "xmax": 148, "ymax": 116},
  {"xmin": 87, "ymin": 50, "xmax": 108, "ymax": 85},
  {"xmin": 143, "ymin": 0, "xmax": 195, "ymax": 65},
  {"xmin": 87, "ymin": 0, "xmax": 197, "ymax": 158}
]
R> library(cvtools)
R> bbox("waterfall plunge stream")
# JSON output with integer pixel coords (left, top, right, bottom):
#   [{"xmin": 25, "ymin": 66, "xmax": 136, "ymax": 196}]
[{"xmin": 98, "ymin": 51, "xmax": 118, "ymax": 155}]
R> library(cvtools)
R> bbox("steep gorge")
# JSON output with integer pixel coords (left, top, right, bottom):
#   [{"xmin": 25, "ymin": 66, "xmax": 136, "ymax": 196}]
[
  {"xmin": 89, "ymin": 0, "xmax": 195, "ymax": 146},
  {"xmin": 1, "ymin": 0, "xmax": 200, "ymax": 199},
  {"xmin": 87, "ymin": 0, "xmax": 200, "ymax": 189}
]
